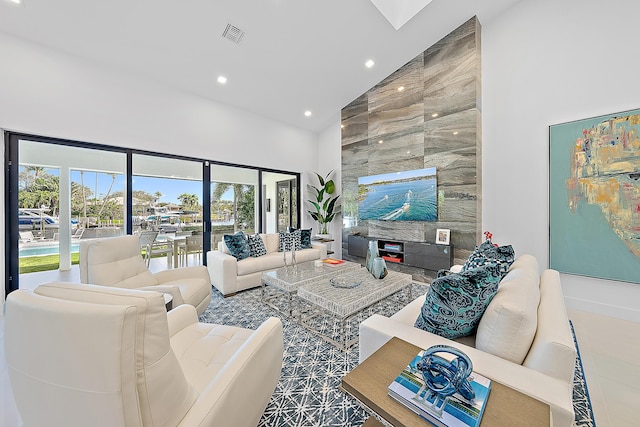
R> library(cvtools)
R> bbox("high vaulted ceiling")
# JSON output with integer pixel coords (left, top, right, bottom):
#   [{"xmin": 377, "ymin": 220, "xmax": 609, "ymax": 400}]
[{"xmin": 0, "ymin": 0, "xmax": 520, "ymax": 133}]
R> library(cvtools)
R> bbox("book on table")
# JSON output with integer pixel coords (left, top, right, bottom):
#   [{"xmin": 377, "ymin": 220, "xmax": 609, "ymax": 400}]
[
  {"xmin": 322, "ymin": 258, "xmax": 346, "ymax": 265},
  {"xmin": 388, "ymin": 350, "xmax": 491, "ymax": 427}
]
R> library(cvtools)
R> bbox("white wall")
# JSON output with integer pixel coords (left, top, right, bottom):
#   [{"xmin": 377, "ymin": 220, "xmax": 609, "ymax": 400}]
[
  {"xmin": 317, "ymin": 117, "xmax": 343, "ymax": 257},
  {"xmin": 1, "ymin": 32, "xmax": 318, "ymax": 304},
  {"xmin": 482, "ymin": 0, "xmax": 640, "ymax": 322}
]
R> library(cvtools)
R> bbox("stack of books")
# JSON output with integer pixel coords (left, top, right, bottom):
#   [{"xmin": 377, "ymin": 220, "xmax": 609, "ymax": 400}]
[
  {"xmin": 388, "ymin": 350, "xmax": 491, "ymax": 427},
  {"xmin": 322, "ymin": 258, "xmax": 345, "ymax": 266},
  {"xmin": 384, "ymin": 243, "xmax": 402, "ymax": 251}
]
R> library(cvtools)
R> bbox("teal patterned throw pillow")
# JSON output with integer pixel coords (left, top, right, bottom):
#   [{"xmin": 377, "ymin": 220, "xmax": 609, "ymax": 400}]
[
  {"xmin": 224, "ymin": 231, "xmax": 251, "ymax": 260},
  {"xmin": 300, "ymin": 229, "xmax": 312, "ymax": 249},
  {"xmin": 247, "ymin": 233, "xmax": 267, "ymax": 257},
  {"xmin": 463, "ymin": 240, "xmax": 515, "ymax": 276},
  {"xmin": 414, "ymin": 264, "xmax": 501, "ymax": 339}
]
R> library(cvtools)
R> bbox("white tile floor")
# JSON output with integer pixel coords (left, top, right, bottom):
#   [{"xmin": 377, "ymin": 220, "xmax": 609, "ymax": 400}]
[{"xmin": 1, "ymin": 267, "xmax": 638, "ymax": 426}]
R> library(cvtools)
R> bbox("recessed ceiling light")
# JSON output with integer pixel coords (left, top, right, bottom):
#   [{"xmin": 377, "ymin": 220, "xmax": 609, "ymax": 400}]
[
  {"xmin": 431, "ymin": 113, "xmax": 439, "ymax": 118},
  {"xmin": 365, "ymin": 59, "xmax": 375, "ymax": 68},
  {"xmin": 398, "ymin": 86, "xmax": 405, "ymax": 92},
  {"xmin": 304, "ymin": 110, "xmax": 312, "ymax": 117},
  {"xmin": 341, "ymin": 124, "xmax": 345, "ymax": 129},
  {"xmin": 217, "ymin": 75, "xmax": 227, "ymax": 84},
  {"xmin": 453, "ymin": 131, "xmax": 459, "ymax": 135},
  {"xmin": 407, "ymin": 151, "xmax": 411, "ymax": 154},
  {"xmin": 378, "ymin": 140, "xmax": 383, "ymax": 144},
  {"xmin": 7, "ymin": 0, "xmax": 22, "ymax": 4}
]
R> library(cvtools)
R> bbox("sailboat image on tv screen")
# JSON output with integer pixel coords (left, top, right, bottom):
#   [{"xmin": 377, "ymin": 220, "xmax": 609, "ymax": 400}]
[{"xmin": 357, "ymin": 167, "xmax": 437, "ymax": 222}]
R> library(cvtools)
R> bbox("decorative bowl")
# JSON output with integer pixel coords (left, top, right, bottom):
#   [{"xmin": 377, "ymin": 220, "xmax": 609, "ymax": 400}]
[{"xmin": 329, "ymin": 277, "xmax": 362, "ymax": 289}]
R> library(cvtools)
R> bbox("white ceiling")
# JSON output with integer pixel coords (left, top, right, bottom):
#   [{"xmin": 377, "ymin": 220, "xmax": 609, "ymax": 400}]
[{"xmin": 0, "ymin": 0, "xmax": 520, "ymax": 133}]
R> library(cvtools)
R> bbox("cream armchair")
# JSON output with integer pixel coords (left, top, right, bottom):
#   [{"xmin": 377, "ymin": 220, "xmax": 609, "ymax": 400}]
[
  {"xmin": 5, "ymin": 282, "xmax": 284, "ymax": 427},
  {"xmin": 80, "ymin": 235, "xmax": 211, "ymax": 315}
]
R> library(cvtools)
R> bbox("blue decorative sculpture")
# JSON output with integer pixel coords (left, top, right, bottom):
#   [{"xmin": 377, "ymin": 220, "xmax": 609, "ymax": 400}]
[
  {"xmin": 365, "ymin": 240, "xmax": 379, "ymax": 272},
  {"xmin": 371, "ymin": 256, "xmax": 388, "ymax": 279},
  {"xmin": 412, "ymin": 345, "xmax": 475, "ymax": 417}
]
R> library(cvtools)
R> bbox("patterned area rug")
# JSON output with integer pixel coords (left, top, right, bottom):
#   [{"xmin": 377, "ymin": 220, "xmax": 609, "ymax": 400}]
[{"xmin": 199, "ymin": 284, "xmax": 596, "ymax": 427}]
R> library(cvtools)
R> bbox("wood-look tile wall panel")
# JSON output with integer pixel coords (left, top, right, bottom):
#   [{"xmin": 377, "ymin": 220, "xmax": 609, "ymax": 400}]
[{"xmin": 341, "ymin": 17, "xmax": 481, "ymax": 279}]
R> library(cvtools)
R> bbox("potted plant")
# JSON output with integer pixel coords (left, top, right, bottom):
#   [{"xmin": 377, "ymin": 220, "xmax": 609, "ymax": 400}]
[{"xmin": 307, "ymin": 170, "xmax": 340, "ymax": 239}]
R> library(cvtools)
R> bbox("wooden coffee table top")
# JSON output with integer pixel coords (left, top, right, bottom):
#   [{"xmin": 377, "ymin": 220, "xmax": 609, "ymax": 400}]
[{"xmin": 342, "ymin": 337, "xmax": 550, "ymax": 427}]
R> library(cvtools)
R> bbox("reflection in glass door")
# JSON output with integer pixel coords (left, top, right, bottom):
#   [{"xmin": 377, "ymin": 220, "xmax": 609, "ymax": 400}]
[
  {"xmin": 17, "ymin": 140, "xmax": 126, "ymax": 280},
  {"xmin": 261, "ymin": 171, "xmax": 299, "ymax": 233},
  {"xmin": 133, "ymin": 154, "xmax": 204, "ymax": 269},
  {"xmin": 210, "ymin": 165, "xmax": 258, "ymax": 249}
]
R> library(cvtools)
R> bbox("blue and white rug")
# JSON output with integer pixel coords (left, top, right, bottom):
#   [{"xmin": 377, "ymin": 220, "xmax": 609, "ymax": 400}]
[{"xmin": 200, "ymin": 284, "xmax": 596, "ymax": 427}]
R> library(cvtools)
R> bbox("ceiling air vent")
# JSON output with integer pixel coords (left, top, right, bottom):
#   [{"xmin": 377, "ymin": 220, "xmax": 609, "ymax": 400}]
[{"xmin": 222, "ymin": 24, "xmax": 245, "ymax": 44}]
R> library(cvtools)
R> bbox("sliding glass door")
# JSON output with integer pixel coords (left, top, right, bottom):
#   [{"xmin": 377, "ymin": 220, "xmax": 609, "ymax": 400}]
[
  {"xmin": 133, "ymin": 154, "xmax": 205, "ymax": 267},
  {"xmin": 5, "ymin": 131, "xmax": 299, "ymax": 295},
  {"xmin": 11, "ymin": 137, "xmax": 126, "ymax": 288}
]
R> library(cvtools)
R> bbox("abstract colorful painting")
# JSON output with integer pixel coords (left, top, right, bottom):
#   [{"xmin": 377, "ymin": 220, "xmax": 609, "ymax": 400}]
[{"xmin": 549, "ymin": 108, "xmax": 640, "ymax": 284}]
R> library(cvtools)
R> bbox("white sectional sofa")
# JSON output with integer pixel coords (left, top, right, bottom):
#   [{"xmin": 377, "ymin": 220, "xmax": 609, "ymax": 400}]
[
  {"xmin": 207, "ymin": 233, "xmax": 327, "ymax": 296},
  {"xmin": 359, "ymin": 254, "xmax": 577, "ymax": 427}
]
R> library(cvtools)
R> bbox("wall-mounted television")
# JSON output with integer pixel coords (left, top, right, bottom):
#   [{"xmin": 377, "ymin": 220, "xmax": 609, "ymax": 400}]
[{"xmin": 357, "ymin": 167, "xmax": 437, "ymax": 221}]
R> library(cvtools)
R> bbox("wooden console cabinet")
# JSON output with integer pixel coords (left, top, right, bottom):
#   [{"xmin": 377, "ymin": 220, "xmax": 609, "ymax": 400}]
[{"xmin": 347, "ymin": 235, "xmax": 453, "ymax": 272}]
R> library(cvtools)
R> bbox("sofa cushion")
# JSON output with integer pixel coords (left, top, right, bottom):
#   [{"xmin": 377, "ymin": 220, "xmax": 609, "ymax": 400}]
[
  {"xmin": 463, "ymin": 240, "xmax": 515, "ymax": 276},
  {"xmin": 237, "ymin": 253, "xmax": 285, "ymax": 276},
  {"xmin": 224, "ymin": 232, "xmax": 251, "ymax": 260},
  {"xmin": 414, "ymin": 264, "xmax": 501, "ymax": 339},
  {"xmin": 475, "ymin": 254, "xmax": 540, "ymax": 364},
  {"xmin": 247, "ymin": 233, "xmax": 267, "ymax": 257},
  {"xmin": 263, "ymin": 233, "xmax": 280, "ymax": 253}
]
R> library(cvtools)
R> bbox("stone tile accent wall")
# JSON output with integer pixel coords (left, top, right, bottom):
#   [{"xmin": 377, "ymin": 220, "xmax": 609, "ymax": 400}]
[{"xmin": 341, "ymin": 17, "xmax": 481, "ymax": 279}]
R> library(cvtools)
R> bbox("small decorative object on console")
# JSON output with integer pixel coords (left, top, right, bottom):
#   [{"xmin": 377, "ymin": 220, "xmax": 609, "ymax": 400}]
[
  {"xmin": 388, "ymin": 345, "xmax": 491, "ymax": 427},
  {"xmin": 436, "ymin": 228, "xmax": 450, "ymax": 245}
]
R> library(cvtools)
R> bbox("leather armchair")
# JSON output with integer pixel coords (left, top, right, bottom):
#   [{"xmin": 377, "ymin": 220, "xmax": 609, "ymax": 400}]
[
  {"xmin": 79, "ymin": 235, "xmax": 211, "ymax": 315},
  {"xmin": 5, "ymin": 282, "xmax": 284, "ymax": 427}
]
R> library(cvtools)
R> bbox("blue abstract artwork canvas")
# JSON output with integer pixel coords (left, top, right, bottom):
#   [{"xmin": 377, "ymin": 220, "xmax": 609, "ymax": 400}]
[{"xmin": 549, "ymin": 108, "xmax": 640, "ymax": 284}]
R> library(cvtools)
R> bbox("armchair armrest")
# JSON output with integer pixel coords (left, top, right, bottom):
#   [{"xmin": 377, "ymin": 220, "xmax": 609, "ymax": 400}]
[
  {"xmin": 207, "ymin": 250, "xmax": 238, "ymax": 296},
  {"xmin": 359, "ymin": 314, "xmax": 574, "ymax": 427},
  {"xmin": 154, "ymin": 265, "xmax": 210, "ymax": 283},
  {"xmin": 176, "ymin": 317, "xmax": 284, "ymax": 427},
  {"xmin": 167, "ymin": 304, "xmax": 198, "ymax": 337},
  {"xmin": 139, "ymin": 284, "xmax": 184, "ymax": 307}
]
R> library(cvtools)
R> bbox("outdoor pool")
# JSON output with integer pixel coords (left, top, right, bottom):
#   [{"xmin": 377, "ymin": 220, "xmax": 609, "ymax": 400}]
[{"xmin": 19, "ymin": 244, "xmax": 80, "ymax": 258}]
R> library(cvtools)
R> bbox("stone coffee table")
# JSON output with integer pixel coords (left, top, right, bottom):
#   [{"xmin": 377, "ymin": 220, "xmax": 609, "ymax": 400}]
[
  {"xmin": 261, "ymin": 260, "xmax": 361, "ymax": 317},
  {"xmin": 297, "ymin": 268, "xmax": 412, "ymax": 351}
]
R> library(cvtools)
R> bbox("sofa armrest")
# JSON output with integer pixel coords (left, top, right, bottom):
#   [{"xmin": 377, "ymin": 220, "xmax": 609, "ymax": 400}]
[
  {"xmin": 524, "ymin": 270, "xmax": 576, "ymax": 384},
  {"xmin": 310, "ymin": 242, "xmax": 328, "ymax": 259},
  {"xmin": 207, "ymin": 250, "xmax": 238, "ymax": 296},
  {"xmin": 167, "ymin": 304, "xmax": 198, "ymax": 337},
  {"xmin": 154, "ymin": 266, "xmax": 210, "ymax": 284},
  {"xmin": 176, "ymin": 317, "xmax": 284, "ymax": 427},
  {"xmin": 139, "ymin": 284, "xmax": 185, "ymax": 307},
  {"xmin": 360, "ymin": 314, "xmax": 574, "ymax": 427}
]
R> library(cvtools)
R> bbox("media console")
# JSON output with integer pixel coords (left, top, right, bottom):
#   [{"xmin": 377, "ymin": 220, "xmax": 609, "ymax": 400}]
[{"xmin": 347, "ymin": 235, "xmax": 453, "ymax": 272}]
